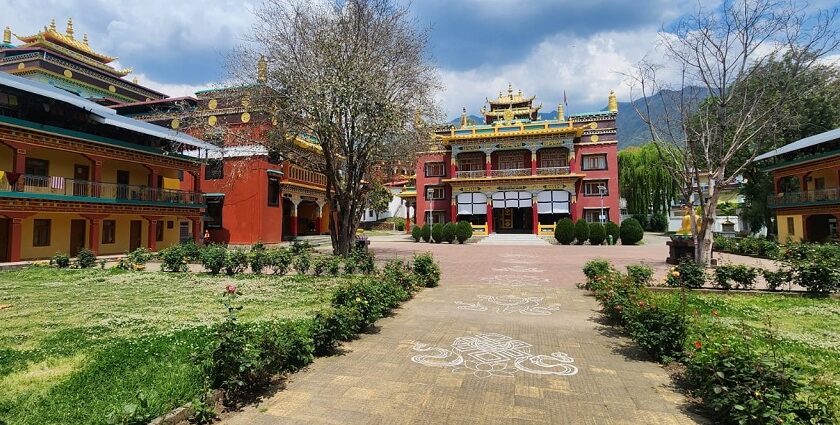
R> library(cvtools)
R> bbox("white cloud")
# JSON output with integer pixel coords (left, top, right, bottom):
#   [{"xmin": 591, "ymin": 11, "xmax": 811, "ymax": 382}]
[{"xmin": 128, "ymin": 73, "xmax": 214, "ymax": 98}]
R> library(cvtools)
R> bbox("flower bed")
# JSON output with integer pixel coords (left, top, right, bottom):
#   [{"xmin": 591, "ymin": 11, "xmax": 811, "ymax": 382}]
[{"xmin": 581, "ymin": 259, "xmax": 840, "ymax": 424}]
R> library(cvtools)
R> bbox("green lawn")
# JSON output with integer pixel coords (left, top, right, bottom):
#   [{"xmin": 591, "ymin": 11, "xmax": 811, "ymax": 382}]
[
  {"xmin": 0, "ymin": 266, "xmax": 342, "ymax": 424},
  {"xmin": 652, "ymin": 291, "xmax": 840, "ymax": 411}
]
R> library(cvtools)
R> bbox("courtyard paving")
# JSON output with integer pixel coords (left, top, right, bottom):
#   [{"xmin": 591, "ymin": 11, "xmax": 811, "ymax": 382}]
[{"xmin": 219, "ymin": 236, "xmax": 708, "ymax": 424}]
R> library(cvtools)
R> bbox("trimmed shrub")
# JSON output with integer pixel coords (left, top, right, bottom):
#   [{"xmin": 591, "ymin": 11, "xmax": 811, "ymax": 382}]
[
  {"xmin": 51, "ymin": 253, "xmax": 71, "ymax": 268},
  {"xmin": 420, "ymin": 224, "xmax": 431, "ymax": 243},
  {"xmin": 431, "ymin": 223, "xmax": 444, "ymax": 244},
  {"xmin": 442, "ymin": 222, "xmax": 457, "ymax": 243},
  {"xmin": 413, "ymin": 253, "xmax": 440, "ymax": 288},
  {"xmin": 631, "ymin": 213, "xmax": 648, "ymax": 230},
  {"xmin": 604, "ymin": 221, "xmax": 620, "ymax": 245},
  {"xmin": 249, "ymin": 250, "xmax": 268, "ymax": 274},
  {"xmin": 778, "ymin": 243, "xmax": 840, "ymax": 293},
  {"xmin": 713, "ymin": 264, "xmax": 757, "ymax": 290},
  {"xmin": 326, "ymin": 256, "xmax": 342, "ymax": 276},
  {"xmin": 293, "ymin": 251, "xmax": 311, "ymax": 274},
  {"xmin": 666, "ymin": 259, "xmax": 706, "ymax": 289},
  {"xmin": 224, "ymin": 249, "xmax": 249, "ymax": 276},
  {"xmin": 626, "ymin": 264, "xmax": 653, "ymax": 287},
  {"xmin": 619, "ymin": 218, "xmax": 644, "ymax": 245},
  {"xmin": 200, "ymin": 244, "xmax": 227, "ymax": 275},
  {"xmin": 76, "ymin": 249, "xmax": 97, "ymax": 269},
  {"xmin": 312, "ymin": 256, "xmax": 329, "ymax": 276},
  {"xmin": 312, "ymin": 306, "xmax": 363, "ymax": 355},
  {"xmin": 342, "ymin": 256, "xmax": 356, "ymax": 275},
  {"xmin": 554, "ymin": 218, "xmax": 575, "ymax": 245},
  {"xmin": 582, "ymin": 258, "xmax": 615, "ymax": 290},
  {"xmin": 381, "ymin": 259, "xmax": 417, "ymax": 292},
  {"xmin": 761, "ymin": 268, "xmax": 790, "ymax": 291},
  {"xmin": 126, "ymin": 247, "xmax": 153, "ymax": 266},
  {"xmin": 289, "ymin": 240, "xmax": 313, "ymax": 255},
  {"xmin": 265, "ymin": 248, "xmax": 292, "ymax": 275},
  {"xmin": 574, "ymin": 219, "xmax": 590, "ymax": 245},
  {"xmin": 588, "ymin": 222, "xmax": 606, "ymax": 245},
  {"xmin": 648, "ymin": 213, "xmax": 668, "ymax": 232},
  {"xmin": 159, "ymin": 245, "xmax": 189, "ymax": 273},
  {"xmin": 179, "ymin": 240, "xmax": 203, "ymax": 262},
  {"xmin": 626, "ymin": 303, "xmax": 687, "ymax": 362},
  {"xmin": 410, "ymin": 225, "xmax": 421, "ymax": 242},
  {"xmin": 455, "ymin": 221, "xmax": 472, "ymax": 244},
  {"xmin": 395, "ymin": 222, "xmax": 405, "ymax": 232}
]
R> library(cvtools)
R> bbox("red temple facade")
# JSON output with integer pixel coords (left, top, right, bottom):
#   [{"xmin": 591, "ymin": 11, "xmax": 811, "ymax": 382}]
[{"xmin": 405, "ymin": 86, "xmax": 621, "ymax": 236}]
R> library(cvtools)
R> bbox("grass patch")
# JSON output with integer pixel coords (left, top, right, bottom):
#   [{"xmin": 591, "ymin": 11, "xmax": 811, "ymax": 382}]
[{"xmin": 0, "ymin": 267, "xmax": 343, "ymax": 424}]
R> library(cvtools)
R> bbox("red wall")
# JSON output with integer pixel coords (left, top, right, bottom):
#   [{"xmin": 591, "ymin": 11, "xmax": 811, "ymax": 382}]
[
  {"xmin": 574, "ymin": 143, "xmax": 621, "ymax": 223},
  {"xmin": 414, "ymin": 152, "xmax": 449, "ymax": 227}
]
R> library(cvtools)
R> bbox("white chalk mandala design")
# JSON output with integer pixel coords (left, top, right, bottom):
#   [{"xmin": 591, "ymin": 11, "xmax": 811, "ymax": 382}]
[
  {"xmin": 455, "ymin": 295, "xmax": 560, "ymax": 315},
  {"xmin": 480, "ymin": 275, "xmax": 550, "ymax": 287},
  {"xmin": 411, "ymin": 333, "xmax": 578, "ymax": 378},
  {"xmin": 492, "ymin": 265, "xmax": 545, "ymax": 273}
]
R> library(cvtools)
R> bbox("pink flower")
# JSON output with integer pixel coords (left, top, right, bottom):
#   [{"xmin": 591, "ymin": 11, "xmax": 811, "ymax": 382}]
[
  {"xmin": 693, "ymin": 341, "xmax": 702, "ymax": 350},
  {"xmin": 225, "ymin": 284, "xmax": 237, "ymax": 294}
]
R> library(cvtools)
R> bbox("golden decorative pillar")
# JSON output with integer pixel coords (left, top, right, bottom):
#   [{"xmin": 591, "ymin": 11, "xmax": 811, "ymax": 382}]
[
  {"xmin": 66, "ymin": 18, "xmax": 74, "ymax": 39},
  {"xmin": 3, "ymin": 26, "xmax": 10, "ymax": 44},
  {"xmin": 257, "ymin": 55, "xmax": 267, "ymax": 83},
  {"xmin": 608, "ymin": 90, "xmax": 618, "ymax": 113},
  {"xmin": 557, "ymin": 103, "xmax": 564, "ymax": 121},
  {"xmin": 460, "ymin": 107, "xmax": 467, "ymax": 128}
]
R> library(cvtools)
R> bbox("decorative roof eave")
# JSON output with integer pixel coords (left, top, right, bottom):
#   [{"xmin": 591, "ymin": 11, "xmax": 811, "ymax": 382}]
[
  {"xmin": 397, "ymin": 190, "xmax": 417, "ymax": 199},
  {"xmin": 439, "ymin": 126, "xmax": 583, "ymax": 143},
  {"xmin": 488, "ymin": 94, "xmax": 536, "ymax": 106},
  {"xmin": 16, "ymin": 28, "xmax": 117, "ymax": 63},
  {"xmin": 483, "ymin": 107, "xmax": 540, "ymax": 117},
  {"xmin": 441, "ymin": 173, "xmax": 586, "ymax": 185},
  {"xmin": 8, "ymin": 41, "xmax": 129, "ymax": 77}
]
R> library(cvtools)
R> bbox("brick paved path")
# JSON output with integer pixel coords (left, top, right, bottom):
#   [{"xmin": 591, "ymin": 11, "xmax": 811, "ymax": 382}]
[{"xmin": 220, "ymin": 242, "xmax": 706, "ymax": 424}]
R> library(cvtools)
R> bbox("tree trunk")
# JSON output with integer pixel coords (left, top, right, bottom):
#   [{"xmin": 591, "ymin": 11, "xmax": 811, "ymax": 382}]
[{"xmin": 695, "ymin": 190, "xmax": 721, "ymax": 265}]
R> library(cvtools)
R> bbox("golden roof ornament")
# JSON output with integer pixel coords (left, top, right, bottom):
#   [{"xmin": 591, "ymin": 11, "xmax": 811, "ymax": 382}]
[
  {"xmin": 66, "ymin": 18, "xmax": 74, "ymax": 39},
  {"xmin": 132, "ymin": 77, "xmax": 139, "ymax": 84},
  {"xmin": 83, "ymin": 33, "xmax": 89, "ymax": 45},
  {"xmin": 3, "ymin": 26, "xmax": 10, "ymax": 44},
  {"xmin": 557, "ymin": 103, "xmax": 564, "ymax": 121},
  {"xmin": 460, "ymin": 107, "xmax": 468, "ymax": 128},
  {"xmin": 608, "ymin": 90, "xmax": 618, "ymax": 113},
  {"xmin": 49, "ymin": 19, "xmax": 57, "ymax": 31},
  {"xmin": 257, "ymin": 55, "xmax": 267, "ymax": 83}
]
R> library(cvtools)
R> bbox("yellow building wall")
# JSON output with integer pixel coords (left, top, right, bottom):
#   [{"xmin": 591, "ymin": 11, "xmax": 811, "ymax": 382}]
[
  {"xmin": 806, "ymin": 168, "xmax": 838, "ymax": 190},
  {"xmin": 777, "ymin": 214, "xmax": 804, "ymax": 244},
  {"xmin": 19, "ymin": 213, "xmax": 186, "ymax": 259},
  {"xmin": 101, "ymin": 161, "xmax": 150, "ymax": 186},
  {"xmin": 24, "ymin": 147, "xmax": 91, "ymax": 179},
  {"xmin": 162, "ymin": 177, "xmax": 181, "ymax": 190},
  {"xmin": 0, "ymin": 145, "xmax": 12, "ymax": 175}
]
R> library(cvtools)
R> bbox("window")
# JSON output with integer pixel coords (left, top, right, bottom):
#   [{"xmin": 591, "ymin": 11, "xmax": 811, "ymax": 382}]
[
  {"xmin": 33, "ymin": 219, "xmax": 51, "ymax": 247},
  {"xmin": 206, "ymin": 197, "xmax": 223, "ymax": 228},
  {"xmin": 102, "ymin": 220, "xmax": 116, "ymax": 244},
  {"xmin": 491, "ymin": 191, "xmax": 531, "ymax": 208},
  {"xmin": 424, "ymin": 185, "xmax": 445, "ymax": 200},
  {"xmin": 178, "ymin": 170, "xmax": 184, "ymax": 181},
  {"xmin": 581, "ymin": 154, "xmax": 607, "ymax": 170},
  {"xmin": 537, "ymin": 190, "xmax": 570, "ymax": 214},
  {"xmin": 205, "ymin": 159, "xmax": 223, "ymax": 180},
  {"xmin": 583, "ymin": 181, "xmax": 609, "ymax": 196},
  {"xmin": 457, "ymin": 154, "xmax": 483, "ymax": 171},
  {"xmin": 584, "ymin": 208, "xmax": 610, "ymax": 223},
  {"xmin": 167, "ymin": 220, "xmax": 174, "ymax": 229},
  {"xmin": 267, "ymin": 176, "xmax": 280, "ymax": 207},
  {"xmin": 424, "ymin": 211, "xmax": 447, "ymax": 224},
  {"xmin": 498, "ymin": 152, "xmax": 525, "ymax": 170},
  {"xmin": 540, "ymin": 149, "xmax": 568, "ymax": 168},
  {"xmin": 424, "ymin": 162, "xmax": 445, "ymax": 177},
  {"xmin": 156, "ymin": 221, "xmax": 164, "ymax": 242},
  {"xmin": 368, "ymin": 210, "xmax": 374, "ymax": 218},
  {"xmin": 456, "ymin": 192, "xmax": 487, "ymax": 215},
  {"xmin": 25, "ymin": 158, "xmax": 49, "ymax": 176},
  {"xmin": 787, "ymin": 217, "xmax": 795, "ymax": 236}
]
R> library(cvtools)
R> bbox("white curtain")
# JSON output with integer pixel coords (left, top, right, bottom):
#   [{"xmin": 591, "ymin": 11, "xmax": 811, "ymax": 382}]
[
  {"xmin": 537, "ymin": 190, "xmax": 570, "ymax": 214},
  {"xmin": 457, "ymin": 192, "xmax": 487, "ymax": 215},
  {"xmin": 492, "ymin": 191, "xmax": 532, "ymax": 208}
]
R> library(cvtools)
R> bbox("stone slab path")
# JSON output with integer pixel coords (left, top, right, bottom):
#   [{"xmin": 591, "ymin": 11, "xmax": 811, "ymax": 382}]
[{"xmin": 220, "ymin": 242, "xmax": 706, "ymax": 425}]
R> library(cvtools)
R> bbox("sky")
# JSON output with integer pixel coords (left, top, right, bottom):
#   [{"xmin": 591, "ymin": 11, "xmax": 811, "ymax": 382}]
[{"xmin": 2, "ymin": 0, "xmax": 829, "ymax": 119}]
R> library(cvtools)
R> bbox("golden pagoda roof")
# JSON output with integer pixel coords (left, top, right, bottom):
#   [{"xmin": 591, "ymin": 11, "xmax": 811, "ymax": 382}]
[
  {"xmin": 483, "ymin": 106, "xmax": 541, "ymax": 118},
  {"xmin": 14, "ymin": 19, "xmax": 131, "ymax": 77},
  {"xmin": 487, "ymin": 83, "xmax": 536, "ymax": 106}
]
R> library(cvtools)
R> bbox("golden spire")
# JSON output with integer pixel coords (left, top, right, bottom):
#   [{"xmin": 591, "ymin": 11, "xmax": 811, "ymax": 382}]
[
  {"xmin": 49, "ymin": 19, "xmax": 57, "ymax": 31},
  {"xmin": 83, "ymin": 33, "xmax": 89, "ymax": 45},
  {"xmin": 132, "ymin": 77, "xmax": 139, "ymax": 84},
  {"xmin": 3, "ymin": 26, "xmax": 10, "ymax": 44},
  {"xmin": 66, "ymin": 18, "xmax": 74, "ymax": 39},
  {"xmin": 460, "ymin": 107, "xmax": 467, "ymax": 128},
  {"xmin": 608, "ymin": 90, "xmax": 618, "ymax": 113},
  {"xmin": 257, "ymin": 55, "xmax": 267, "ymax": 83},
  {"xmin": 507, "ymin": 82, "xmax": 513, "ymax": 99},
  {"xmin": 557, "ymin": 103, "xmax": 564, "ymax": 121}
]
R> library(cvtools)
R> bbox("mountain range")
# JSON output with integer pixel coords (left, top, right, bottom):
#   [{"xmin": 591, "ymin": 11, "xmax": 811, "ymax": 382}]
[{"xmin": 448, "ymin": 88, "xmax": 707, "ymax": 150}]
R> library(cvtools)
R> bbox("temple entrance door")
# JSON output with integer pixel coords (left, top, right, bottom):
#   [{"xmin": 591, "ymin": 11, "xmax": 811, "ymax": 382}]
[
  {"xmin": 69, "ymin": 219, "xmax": 86, "ymax": 257},
  {"xmin": 493, "ymin": 207, "xmax": 532, "ymax": 234},
  {"xmin": 129, "ymin": 220, "xmax": 142, "ymax": 251},
  {"xmin": 0, "ymin": 218, "xmax": 9, "ymax": 262}
]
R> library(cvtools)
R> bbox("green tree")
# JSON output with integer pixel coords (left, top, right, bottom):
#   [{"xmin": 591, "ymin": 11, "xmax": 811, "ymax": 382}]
[
  {"xmin": 365, "ymin": 180, "xmax": 392, "ymax": 221},
  {"xmin": 618, "ymin": 143, "xmax": 680, "ymax": 217}
]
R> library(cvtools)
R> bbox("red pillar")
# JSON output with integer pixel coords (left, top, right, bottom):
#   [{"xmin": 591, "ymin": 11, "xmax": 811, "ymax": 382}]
[
  {"xmin": 13, "ymin": 146, "xmax": 26, "ymax": 191},
  {"xmin": 569, "ymin": 149, "xmax": 576, "ymax": 173},
  {"xmin": 81, "ymin": 214, "xmax": 106, "ymax": 254},
  {"xmin": 532, "ymin": 197, "xmax": 539, "ymax": 235},
  {"xmin": 143, "ymin": 215, "xmax": 162, "ymax": 251},
  {"xmin": 290, "ymin": 201, "xmax": 299, "ymax": 238},
  {"xmin": 449, "ymin": 157, "xmax": 457, "ymax": 179},
  {"xmin": 486, "ymin": 201, "xmax": 494, "ymax": 234},
  {"xmin": 485, "ymin": 153, "xmax": 492, "ymax": 177},
  {"xmin": 6, "ymin": 212, "xmax": 33, "ymax": 262},
  {"xmin": 450, "ymin": 199, "xmax": 457, "ymax": 223},
  {"xmin": 315, "ymin": 204, "xmax": 323, "ymax": 234},
  {"xmin": 148, "ymin": 167, "xmax": 160, "ymax": 201},
  {"xmin": 530, "ymin": 151, "xmax": 537, "ymax": 175},
  {"xmin": 190, "ymin": 217, "xmax": 202, "ymax": 244},
  {"xmin": 405, "ymin": 202, "xmax": 412, "ymax": 233}
]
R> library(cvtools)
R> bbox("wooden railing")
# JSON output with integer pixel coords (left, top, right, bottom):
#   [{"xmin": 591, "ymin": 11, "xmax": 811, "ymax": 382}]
[
  {"xmin": 768, "ymin": 188, "xmax": 840, "ymax": 207},
  {"xmin": 286, "ymin": 164, "xmax": 327, "ymax": 186},
  {"xmin": 537, "ymin": 166, "xmax": 571, "ymax": 175},
  {"xmin": 490, "ymin": 168, "xmax": 530, "ymax": 177},
  {"xmin": 0, "ymin": 174, "xmax": 204, "ymax": 205},
  {"xmin": 456, "ymin": 170, "xmax": 486, "ymax": 179}
]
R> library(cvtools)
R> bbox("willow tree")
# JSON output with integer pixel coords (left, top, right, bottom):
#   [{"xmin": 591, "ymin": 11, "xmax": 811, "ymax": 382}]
[
  {"xmin": 237, "ymin": 0, "xmax": 439, "ymax": 254},
  {"xmin": 629, "ymin": 0, "xmax": 839, "ymax": 264},
  {"xmin": 618, "ymin": 143, "xmax": 680, "ymax": 217}
]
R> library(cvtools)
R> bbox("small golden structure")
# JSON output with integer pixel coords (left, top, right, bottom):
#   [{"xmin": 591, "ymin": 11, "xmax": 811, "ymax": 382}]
[
  {"xmin": 557, "ymin": 103, "xmax": 564, "ymax": 121},
  {"xmin": 65, "ymin": 18, "xmax": 74, "ymax": 39},
  {"xmin": 257, "ymin": 55, "xmax": 267, "ymax": 83},
  {"xmin": 608, "ymin": 90, "xmax": 618, "ymax": 113},
  {"xmin": 3, "ymin": 26, "xmax": 11, "ymax": 44}
]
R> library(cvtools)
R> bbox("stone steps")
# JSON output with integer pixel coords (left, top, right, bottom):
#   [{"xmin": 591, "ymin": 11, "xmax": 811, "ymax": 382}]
[{"xmin": 477, "ymin": 233, "xmax": 551, "ymax": 246}]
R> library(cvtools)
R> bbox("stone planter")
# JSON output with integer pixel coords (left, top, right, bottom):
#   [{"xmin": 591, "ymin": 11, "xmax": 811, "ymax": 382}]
[{"xmin": 666, "ymin": 235, "xmax": 694, "ymax": 265}]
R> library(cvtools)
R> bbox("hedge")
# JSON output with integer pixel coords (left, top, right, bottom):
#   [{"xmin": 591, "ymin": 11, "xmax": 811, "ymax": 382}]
[
  {"xmin": 619, "ymin": 218, "xmax": 644, "ymax": 245},
  {"xmin": 574, "ymin": 219, "xmax": 590, "ymax": 245},
  {"xmin": 554, "ymin": 218, "xmax": 575, "ymax": 245},
  {"xmin": 588, "ymin": 222, "xmax": 606, "ymax": 245}
]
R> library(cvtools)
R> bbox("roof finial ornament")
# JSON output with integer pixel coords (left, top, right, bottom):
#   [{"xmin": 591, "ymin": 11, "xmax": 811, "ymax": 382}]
[
  {"xmin": 66, "ymin": 18, "xmax": 74, "ymax": 39},
  {"xmin": 608, "ymin": 90, "xmax": 618, "ymax": 113},
  {"xmin": 3, "ymin": 26, "xmax": 10, "ymax": 45},
  {"xmin": 83, "ymin": 33, "xmax": 89, "ymax": 45},
  {"xmin": 460, "ymin": 107, "xmax": 468, "ymax": 128},
  {"xmin": 132, "ymin": 77, "xmax": 139, "ymax": 84},
  {"xmin": 557, "ymin": 103, "xmax": 564, "ymax": 121},
  {"xmin": 49, "ymin": 19, "xmax": 57, "ymax": 31},
  {"xmin": 508, "ymin": 82, "xmax": 513, "ymax": 99},
  {"xmin": 257, "ymin": 55, "xmax": 267, "ymax": 83}
]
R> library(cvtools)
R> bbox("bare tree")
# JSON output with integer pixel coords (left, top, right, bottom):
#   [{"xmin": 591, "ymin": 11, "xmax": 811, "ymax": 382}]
[
  {"xmin": 629, "ymin": 0, "xmax": 839, "ymax": 264},
  {"xmin": 233, "ymin": 0, "xmax": 439, "ymax": 254}
]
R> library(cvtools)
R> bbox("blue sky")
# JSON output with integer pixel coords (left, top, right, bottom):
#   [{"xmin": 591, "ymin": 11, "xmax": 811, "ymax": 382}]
[{"xmin": 2, "ymin": 0, "xmax": 707, "ymax": 116}]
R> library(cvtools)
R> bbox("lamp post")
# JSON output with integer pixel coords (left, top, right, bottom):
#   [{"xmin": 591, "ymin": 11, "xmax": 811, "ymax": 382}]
[
  {"xmin": 598, "ymin": 184, "xmax": 607, "ymax": 225},
  {"xmin": 426, "ymin": 187, "xmax": 434, "ymax": 226}
]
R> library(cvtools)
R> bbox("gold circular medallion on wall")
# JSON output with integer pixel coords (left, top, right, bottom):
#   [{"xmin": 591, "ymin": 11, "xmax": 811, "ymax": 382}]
[
  {"xmin": 63, "ymin": 69, "xmax": 73, "ymax": 78},
  {"xmin": 589, "ymin": 122, "xmax": 598, "ymax": 129},
  {"xmin": 170, "ymin": 118, "xmax": 180, "ymax": 129},
  {"xmin": 17, "ymin": 63, "xmax": 24, "ymax": 70},
  {"xmin": 108, "ymin": 85, "xmax": 116, "ymax": 93},
  {"xmin": 208, "ymin": 99, "xmax": 218, "ymax": 110},
  {"xmin": 208, "ymin": 115, "xmax": 217, "ymax": 126},
  {"xmin": 590, "ymin": 135, "xmax": 600, "ymax": 142},
  {"xmin": 271, "ymin": 116, "xmax": 278, "ymax": 126},
  {"xmin": 240, "ymin": 112, "xmax": 251, "ymax": 123}
]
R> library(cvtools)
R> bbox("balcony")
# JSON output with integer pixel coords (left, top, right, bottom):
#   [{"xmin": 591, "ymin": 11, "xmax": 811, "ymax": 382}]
[
  {"xmin": 768, "ymin": 188, "xmax": 840, "ymax": 208},
  {"xmin": 537, "ymin": 166, "xmax": 570, "ymax": 175},
  {"xmin": 456, "ymin": 170, "xmax": 486, "ymax": 179},
  {"xmin": 490, "ymin": 168, "xmax": 530, "ymax": 178},
  {"xmin": 0, "ymin": 174, "xmax": 204, "ymax": 207},
  {"xmin": 285, "ymin": 164, "xmax": 327, "ymax": 187}
]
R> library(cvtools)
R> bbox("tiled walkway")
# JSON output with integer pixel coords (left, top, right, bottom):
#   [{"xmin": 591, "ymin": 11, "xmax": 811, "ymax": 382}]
[{"xmin": 220, "ymin": 242, "xmax": 706, "ymax": 424}]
